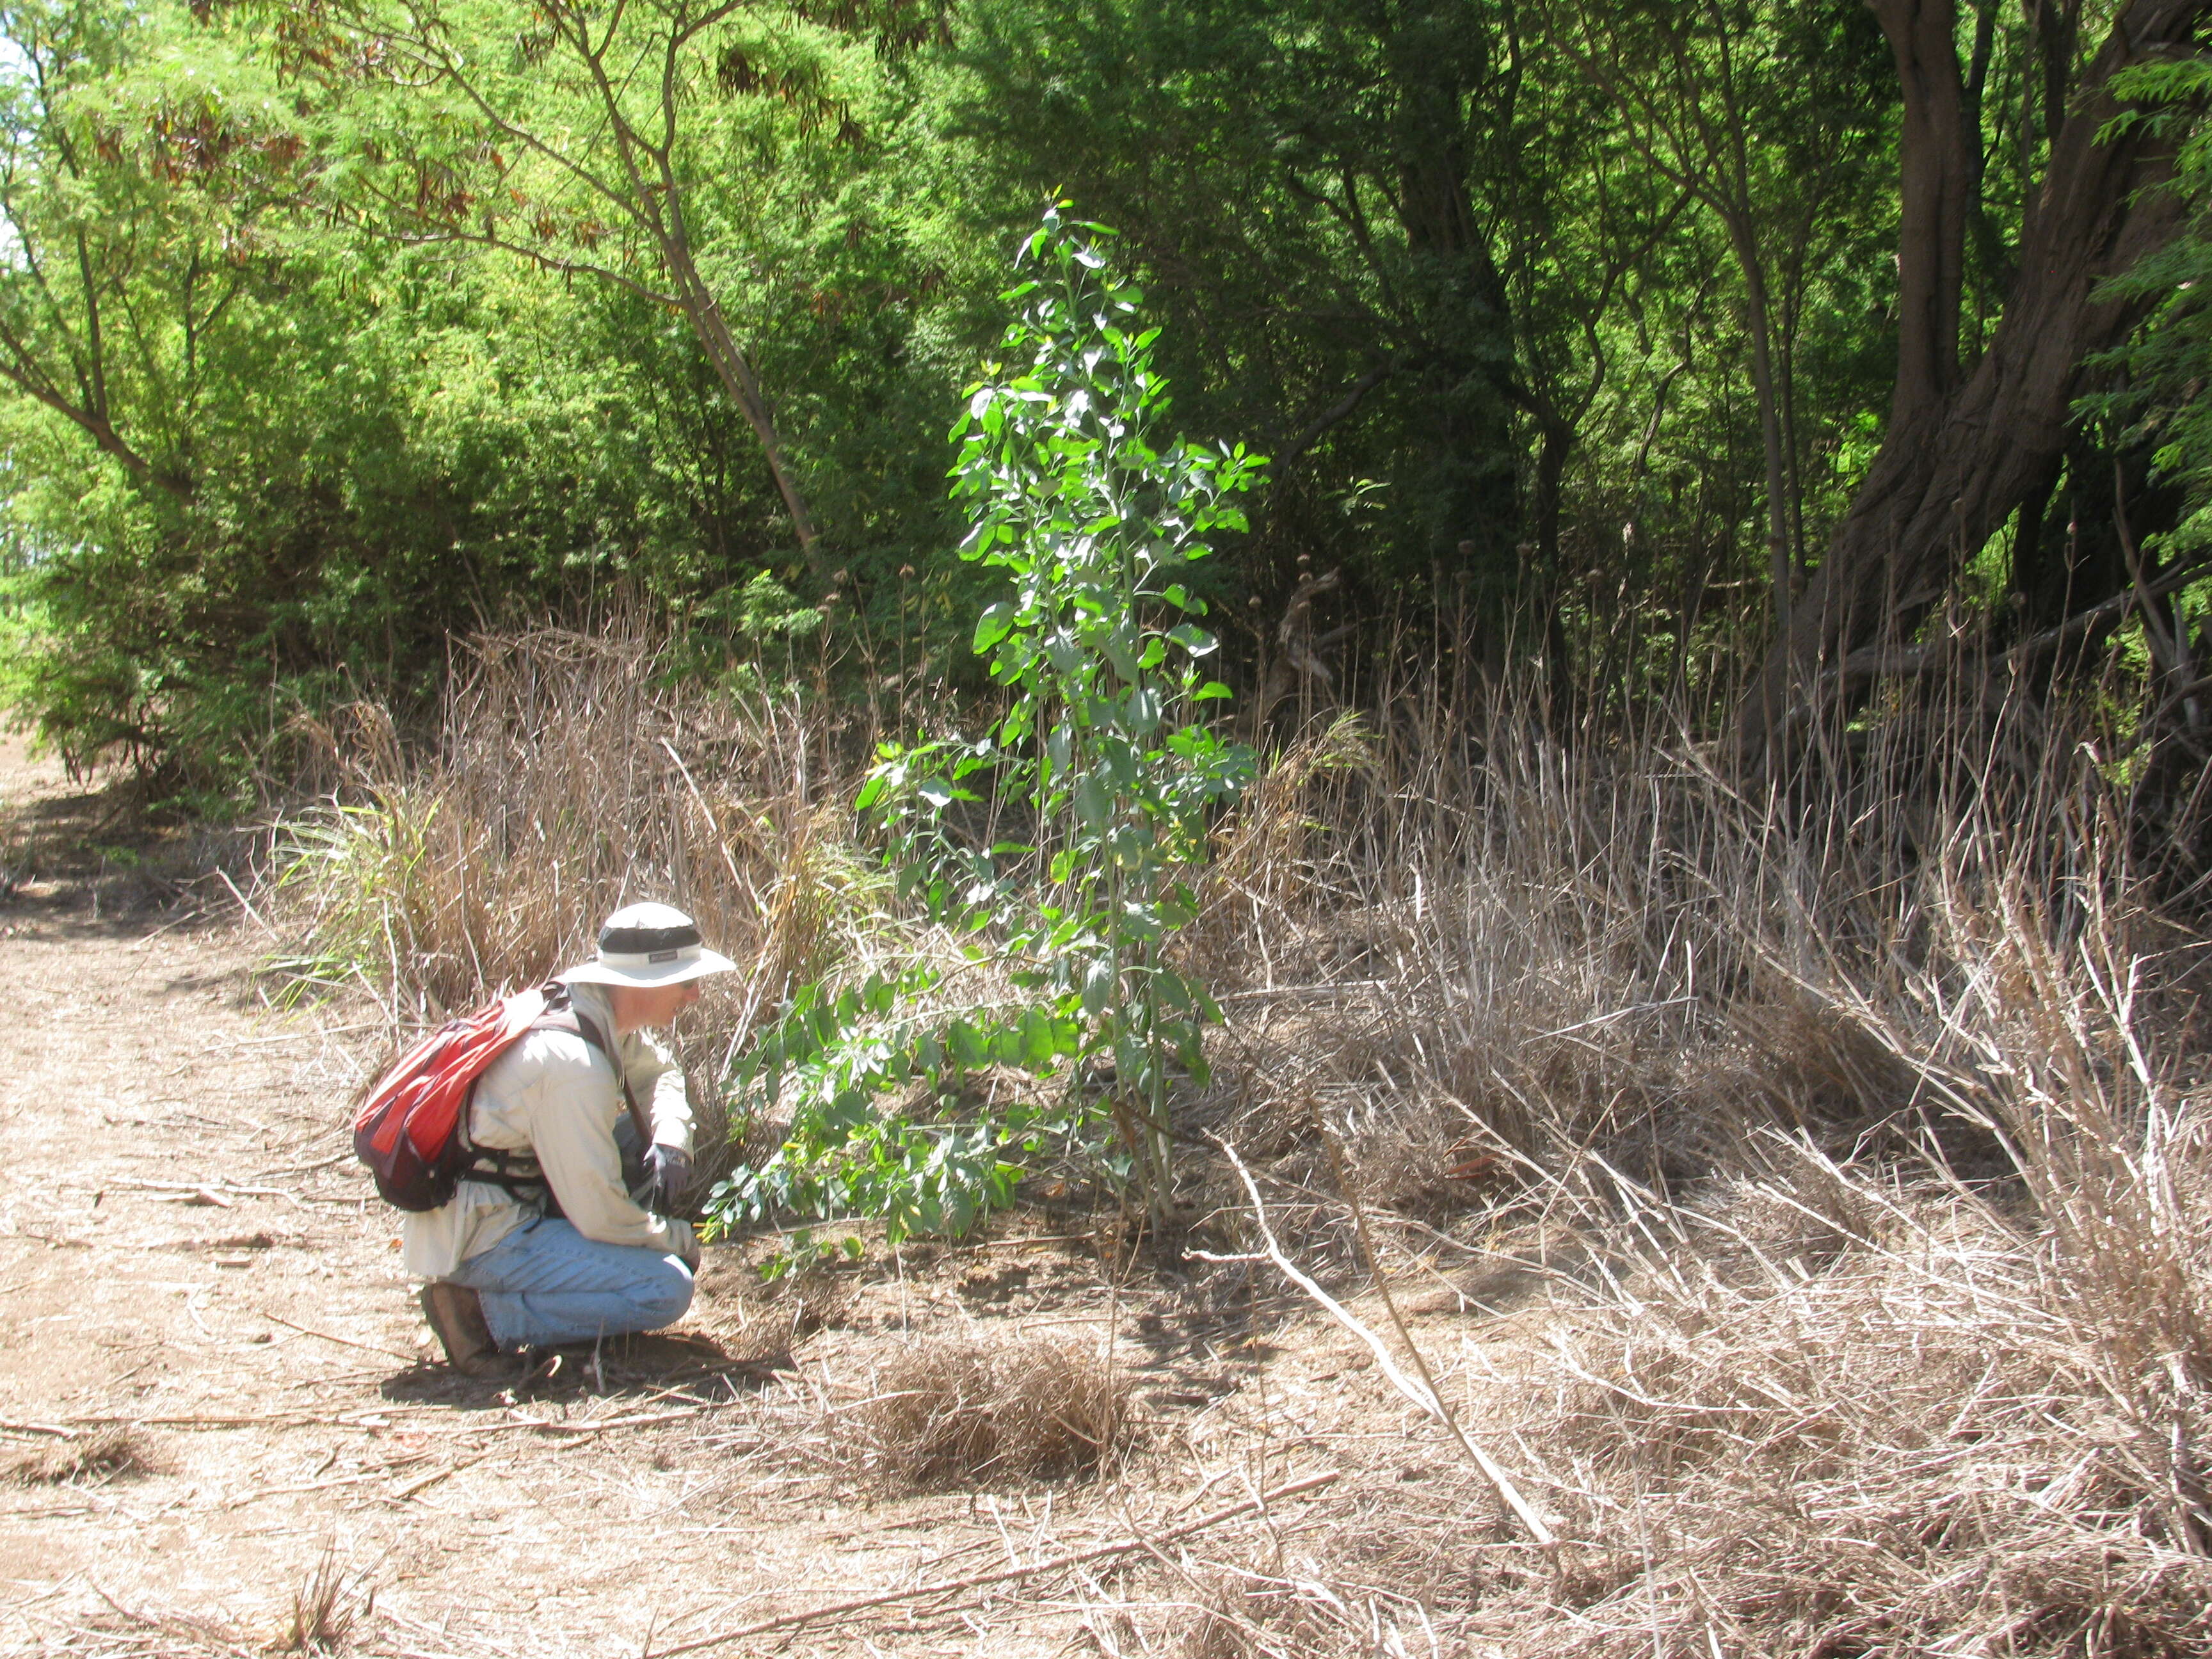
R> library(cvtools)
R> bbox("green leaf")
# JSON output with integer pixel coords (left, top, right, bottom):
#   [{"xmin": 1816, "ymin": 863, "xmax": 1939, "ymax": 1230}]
[
  {"xmin": 1018, "ymin": 1007, "xmax": 1058, "ymax": 1067},
  {"xmin": 1075, "ymin": 771, "xmax": 1112, "ymax": 826},
  {"xmin": 1103, "ymin": 621, "xmax": 1141, "ymax": 683},
  {"xmin": 973, "ymin": 601, "xmax": 1018, "ymax": 653},
  {"xmin": 1082, "ymin": 955, "xmax": 1117, "ymax": 1016},
  {"xmin": 948, "ymin": 1020, "xmax": 986, "ymax": 1069}
]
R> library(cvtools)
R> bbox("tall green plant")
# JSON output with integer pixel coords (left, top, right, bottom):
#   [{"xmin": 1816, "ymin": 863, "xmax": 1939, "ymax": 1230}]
[
  {"xmin": 934, "ymin": 206, "xmax": 1264, "ymax": 1221},
  {"xmin": 708, "ymin": 208, "xmax": 1262, "ymax": 1246}
]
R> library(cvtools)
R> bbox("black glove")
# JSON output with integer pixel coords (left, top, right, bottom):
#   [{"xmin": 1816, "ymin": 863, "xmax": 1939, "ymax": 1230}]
[{"xmin": 637, "ymin": 1144, "xmax": 694, "ymax": 1214}]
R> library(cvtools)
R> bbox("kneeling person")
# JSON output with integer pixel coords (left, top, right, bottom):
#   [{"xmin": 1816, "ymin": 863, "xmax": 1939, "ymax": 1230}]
[{"xmin": 410, "ymin": 902, "xmax": 735, "ymax": 1376}]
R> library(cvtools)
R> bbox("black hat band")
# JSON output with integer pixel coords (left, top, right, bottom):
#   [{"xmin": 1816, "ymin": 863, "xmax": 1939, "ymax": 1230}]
[{"xmin": 598, "ymin": 921, "xmax": 703, "ymax": 956}]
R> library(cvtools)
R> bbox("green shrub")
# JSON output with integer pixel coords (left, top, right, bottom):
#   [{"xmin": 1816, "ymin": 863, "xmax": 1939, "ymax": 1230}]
[{"xmin": 707, "ymin": 207, "xmax": 1264, "ymax": 1251}]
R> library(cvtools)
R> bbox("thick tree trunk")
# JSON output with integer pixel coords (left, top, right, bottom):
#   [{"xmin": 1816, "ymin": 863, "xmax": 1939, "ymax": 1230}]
[
  {"xmin": 1880, "ymin": 0, "xmax": 1971, "ymax": 424},
  {"xmin": 1735, "ymin": 0, "xmax": 2206, "ymax": 765},
  {"xmin": 1390, "ymin": 3, "xmax": 1521, "ymax": 587}
]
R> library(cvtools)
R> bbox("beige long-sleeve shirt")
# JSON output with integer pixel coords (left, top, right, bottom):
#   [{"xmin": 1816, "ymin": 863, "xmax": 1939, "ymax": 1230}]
[{"xmin": 401, "ymin": 979, "xmax": 697, "ymax": 1279}]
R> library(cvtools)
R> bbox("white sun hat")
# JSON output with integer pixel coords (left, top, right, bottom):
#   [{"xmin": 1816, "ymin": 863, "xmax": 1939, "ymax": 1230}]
[{"xmin": 560, "ymin": 902, "xmax": 737, "ymax": 988}]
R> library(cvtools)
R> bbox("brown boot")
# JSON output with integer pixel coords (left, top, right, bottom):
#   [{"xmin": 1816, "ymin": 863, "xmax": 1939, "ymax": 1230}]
[{"xmin": 420, "ymin": 1283, "xmax": 518, "ymax": 1379}]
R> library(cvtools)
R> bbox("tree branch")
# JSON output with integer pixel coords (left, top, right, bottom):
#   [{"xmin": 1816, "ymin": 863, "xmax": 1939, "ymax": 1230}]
[
  {"xmin": 0, "ymin": 322, "xmax": 166, "ymax": 489},
  {"xmin": 1221, "ymin": 1140, "xmax": 1557, "ymax": 1549},
  {"xmin": 375, "ymin": 3, "xmax": 645, "ymax": 230},
  {"xmin": 385, "ymin": 223, "xmax": 683, "ymax": 309},
  {"xmin": 1829, "ymin": 547, "xmax": 2212, "ymax": 687},
  {"xmin": 1278, "ymin": 361, "xmax": 1394, "ymax": 467}
]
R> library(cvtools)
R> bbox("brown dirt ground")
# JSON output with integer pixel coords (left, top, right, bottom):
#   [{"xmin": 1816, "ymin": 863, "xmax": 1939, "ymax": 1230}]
[{"xmin": 0, "ymin": 737, "xmax": 1511, "ymax": 1658}]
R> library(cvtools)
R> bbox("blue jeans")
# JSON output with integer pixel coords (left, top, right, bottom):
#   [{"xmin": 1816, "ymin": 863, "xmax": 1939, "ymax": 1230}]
[{"xmin": 451, "ymin": 1216, "xmax": 694, "ymax": 1350}]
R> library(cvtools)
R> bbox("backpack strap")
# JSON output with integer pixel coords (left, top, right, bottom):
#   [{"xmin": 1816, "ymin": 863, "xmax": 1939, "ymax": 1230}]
[
  {"xmin": 456, "ymin": 1147, "xmax": 549, "ymax": 1194},
  {"xmin": 538, "ymin": 984, "xmax": 658, "ymax": 1154}
]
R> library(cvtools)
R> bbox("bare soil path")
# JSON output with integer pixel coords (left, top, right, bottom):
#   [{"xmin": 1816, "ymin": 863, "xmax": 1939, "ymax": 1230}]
[{"xmin": 0, "ymin": 740, "xmax": 1382, "ymax": 1659}]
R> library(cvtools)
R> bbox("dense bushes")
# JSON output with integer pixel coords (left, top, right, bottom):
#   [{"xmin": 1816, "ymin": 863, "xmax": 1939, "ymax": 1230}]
[{"xmin": 16, "ymin": 0, "xmax": 2208, "ymax": 795}]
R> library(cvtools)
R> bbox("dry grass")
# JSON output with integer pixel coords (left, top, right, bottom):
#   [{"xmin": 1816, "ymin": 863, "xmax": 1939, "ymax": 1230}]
[
  {"xmin": 266, "ymin": 608, "xmax": 888, "ymax": 1185},
  {"xmin": 1412, "ymin": 1148, "xmax": 2212, "ymax": 1653},
  {"xmin": 8, "ymin": 1425, "xmax": 156, "ymax": 1486},
  {"xmin": 257, "ymin": 602, "xmax": 2212, "ymax": 1653},
  {"xmin": 840, "ymin": 1332, "xmax": 1130, "ymax": 1489},
  {"xmin": 268, "ymin": 1548, "xmax": 371, "ymax": 1655},
  {"xmin": 1124, "ymin": 653, "xmax": 2212, "ymax": 1655},
  {"xmin": 275, "ymin": 610, "xmax": 876, "ymax": 1017}
]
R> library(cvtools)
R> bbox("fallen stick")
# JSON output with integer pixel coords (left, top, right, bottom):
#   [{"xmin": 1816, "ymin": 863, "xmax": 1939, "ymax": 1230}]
[
  {"xmin": 392, "ymin": 1454, "xmax": 488, "ymax": 1500},
  {"xmin": 215, "ymin": 867, "xmax": 276, "ymax": 936},
  {"xmin": 641, "ymin": 1469, "xmax": 1340, "ymax": 1658},
  {"xmin": 67, "ymin": 1413, "xmax": 316, "ymax": 1429},
  {"xmin": 13, "ymin": 1229, "xmax": 92, "ymax": 1249},
  {"xmin": 263, "ymin": 1310, "xmax": 421, "ymax": 1363},
  {"xmin": 1221, "ymin": 1141, "xmax": 1557, "ymax": 1550},
  {"xmin": 0, "ymin": 1418, "xmax": 78, "ymax": 1439},
  {"xmin": 61, "ymin": 1409, "xmax": 396, "ymax": 1431},
  {"xmin": 466, "ymin": 1407, "xmax": 703, "ymax": 1438},
  {"xmin": 962, "ymin": 1233, "xmax": 1093, "ymax": 1251},
  {"xmin": 223, "ymin": 1469, "xmax": 389, "ymax": 1509},
  {"xmin": 227, "ymin": 1023, "xmax": 383, "ymax": 1048},
  {"xmin": 250, "ymin": 1150, "xmax": 356, "ymax": 1178},
  {"xmin": 157, "ymin": 1187, "xmax": 232, "ymax": 1208},
  {"xmin": 105, "ymin": 1178, "xmax": 301, "ymax": 1206},
  {"xmin": 124, "ymin": 905, "xmax": 212, "ymax": 949}
]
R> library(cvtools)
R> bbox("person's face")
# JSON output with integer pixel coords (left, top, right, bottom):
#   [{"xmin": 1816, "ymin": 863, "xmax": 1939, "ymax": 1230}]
[{"xmin": 608, "ymin": 976, "xmax": 703, "ymax": 1034}]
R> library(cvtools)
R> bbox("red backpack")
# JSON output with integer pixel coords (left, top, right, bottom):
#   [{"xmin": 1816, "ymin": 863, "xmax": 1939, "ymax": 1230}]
[{"xmin": 352, "ymin": 982, "xmax": 639, "ymax": 1211}]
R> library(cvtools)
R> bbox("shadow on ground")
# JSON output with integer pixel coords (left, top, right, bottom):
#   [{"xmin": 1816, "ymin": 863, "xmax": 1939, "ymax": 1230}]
[{"xmin": 378, "ymin": 1330, "xmax": 795, "ymax": 1409}]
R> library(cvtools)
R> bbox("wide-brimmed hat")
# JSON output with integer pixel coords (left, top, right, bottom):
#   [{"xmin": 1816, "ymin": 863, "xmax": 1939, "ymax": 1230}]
[{"xmin": 561, "ymin": 902, "xmax": 736, "ymax": 988}]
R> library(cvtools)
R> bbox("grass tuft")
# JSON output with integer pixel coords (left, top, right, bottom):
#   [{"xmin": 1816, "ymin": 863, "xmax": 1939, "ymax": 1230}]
[
  {"xmin": 270, "ymin": 1548, "xmax": 371, "ymax": 1655},
  {"xmin": 9, "ymin": 1425, "xmax": 156, "ymax": 1485},
  {"xmin": 844, "ymin": 1333, "xmax": 1130, "ymax": 1489}
]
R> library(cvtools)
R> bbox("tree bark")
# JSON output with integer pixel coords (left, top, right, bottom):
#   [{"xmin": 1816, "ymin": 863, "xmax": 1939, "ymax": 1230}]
[
  {"xmin": 1879, "ymin": 0, "xmax": 1971, "ymax": 426},
  {"xmin": 673, "ymin": 272, "xmax": 823, "ymax": 559},
  {"xmin": 1720, "ymin": 205, "xmax": 1795, "ymax": 641},
  {"xmin": 1735, "ymin": 0, "xmax": 2206, "ymax": 766},
  {"xmin": 1390, "ymin": 1, "xmax": 1521, "ymax": 585}
]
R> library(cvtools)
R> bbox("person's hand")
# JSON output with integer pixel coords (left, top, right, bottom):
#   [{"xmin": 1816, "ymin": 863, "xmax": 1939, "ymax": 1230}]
[{"xmin": 639, "ymin": 1144, "xmax": 694, "ymax": 1214}]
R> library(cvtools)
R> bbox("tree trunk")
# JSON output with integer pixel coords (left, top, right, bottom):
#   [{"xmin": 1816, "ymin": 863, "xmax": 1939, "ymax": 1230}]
[
  {"xmin": 1879, "ymin": 0, "xmax": 1971, "ymax": 426},
  {"xmin": 681, "ymin": 280, "xmax": 824, "ymax": 563},
  {"xmin": 1390, "ymin": 3, "xmax": 1521, "ymax": 589},
  {"xmin": 1735, "ymin": 0, "xmax": 2205, "ymax": 765},
  {"xmin": 1720, "ymin": 207, "xmax": 1795, "ymax": 642}
]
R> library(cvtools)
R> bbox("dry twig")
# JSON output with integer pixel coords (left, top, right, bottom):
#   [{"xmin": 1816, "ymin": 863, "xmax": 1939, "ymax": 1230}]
[
  {"xmin": 641, "ymin": 1470, "xmax": 1340, "ymax": 1656},
  {"xmin": 1221, "ymin": 1142, "xmax": 1555, "ymax": 1549}
]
